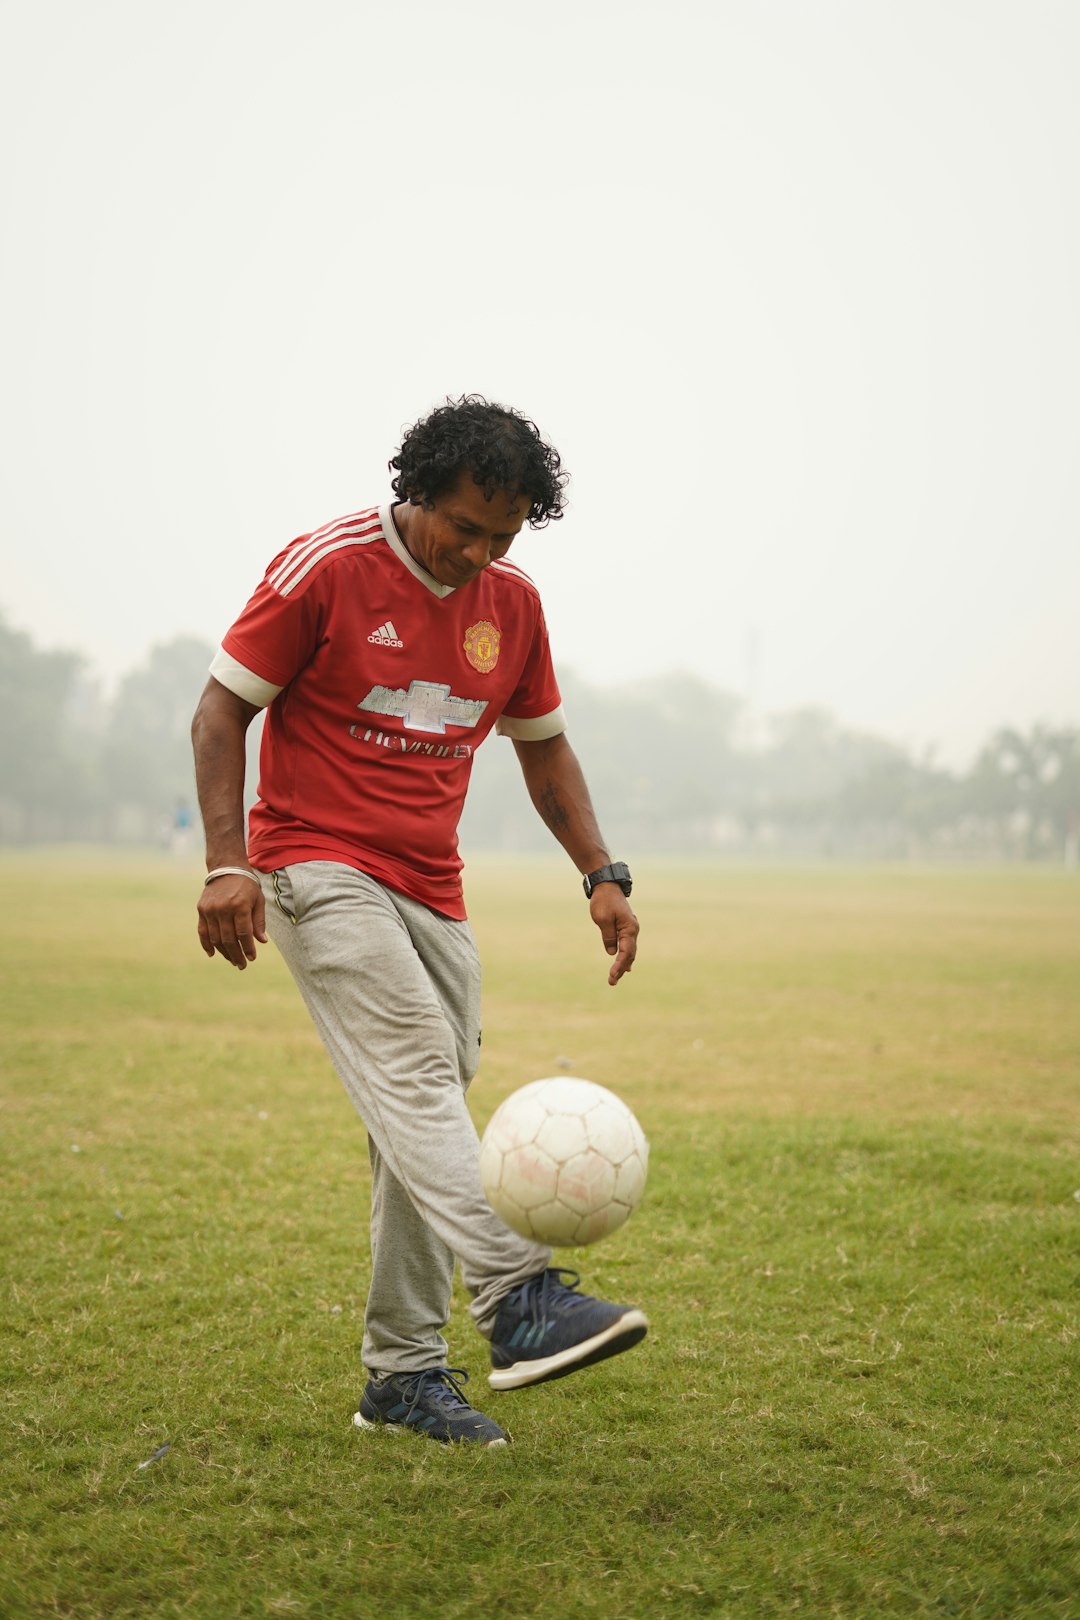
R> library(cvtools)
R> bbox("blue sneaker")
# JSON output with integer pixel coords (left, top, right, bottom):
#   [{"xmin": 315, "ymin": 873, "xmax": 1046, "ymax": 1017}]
[
  {"xmin": 353, "ymin": 1367, "xmax": 508, "ymax": 1446},
  {"xmin": 488, "ymin": 1268, "xmax": 648, "ymax": 1390}
]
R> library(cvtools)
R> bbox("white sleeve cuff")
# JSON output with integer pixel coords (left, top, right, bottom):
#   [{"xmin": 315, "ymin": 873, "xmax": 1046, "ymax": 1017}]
[
  {"xmin": 495, "ymin": 705, "xmax": 568, "ymax": 741},
  {"xmin": 209, "ymin": 647, "xmax": 284, "ymax": 709}
]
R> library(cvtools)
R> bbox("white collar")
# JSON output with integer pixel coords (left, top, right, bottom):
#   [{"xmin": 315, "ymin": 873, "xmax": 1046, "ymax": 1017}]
[{"xmin": 379, "ymin": 504, "xmax": 456, "ymax": 599}]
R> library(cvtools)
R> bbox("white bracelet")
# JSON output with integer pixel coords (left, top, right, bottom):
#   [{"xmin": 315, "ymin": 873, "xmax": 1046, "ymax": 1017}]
[{"xmin": 203, "ymin": 866, "xmax": 262, "ymax": 887}]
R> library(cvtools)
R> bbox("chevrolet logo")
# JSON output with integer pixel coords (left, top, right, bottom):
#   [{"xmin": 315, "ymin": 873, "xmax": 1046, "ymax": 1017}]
[{"xmin": 356, "ymin": 680, "xmax": 489, "ymax": 735}]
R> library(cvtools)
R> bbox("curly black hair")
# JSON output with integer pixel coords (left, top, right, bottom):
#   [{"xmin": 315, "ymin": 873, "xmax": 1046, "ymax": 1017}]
[{"xmin": 389, "ymin": 395, "xmax": 568, "ymax": 527}]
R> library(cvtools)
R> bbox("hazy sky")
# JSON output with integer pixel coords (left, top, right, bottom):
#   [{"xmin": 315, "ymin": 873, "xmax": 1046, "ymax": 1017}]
[{"xmin": 2, "ymin": 0, "xmax": 1077, "ymax": 766}]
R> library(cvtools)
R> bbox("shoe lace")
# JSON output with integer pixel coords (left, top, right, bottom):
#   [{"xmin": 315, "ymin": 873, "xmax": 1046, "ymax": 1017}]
[
  {"xmin": 400, "ymin": 1367, "xmax": 473, "ymax": 1414},
  {"xmin": 511, "ymin": 1267, "xmax": 588, "ymax": 1330}
]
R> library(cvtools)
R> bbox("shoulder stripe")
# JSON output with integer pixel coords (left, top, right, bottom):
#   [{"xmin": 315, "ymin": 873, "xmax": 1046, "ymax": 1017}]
[
  {"xmin": 276, "ymin": 531, "xmax": 381, "ymax": 597},
  {"xmin": 270, "ymin": 511, "xmax": 382, "ymax": 596},
  {"xmin": 488, "ymin": 557, "xmax": 539, "ymax": 590},
  {"xmin": 269, "ymin": 510, "xmax": 381, "ymax": 590},
  {"xmin": 306, "ymin": 505, "xmax": 379, "ymax": 546}
]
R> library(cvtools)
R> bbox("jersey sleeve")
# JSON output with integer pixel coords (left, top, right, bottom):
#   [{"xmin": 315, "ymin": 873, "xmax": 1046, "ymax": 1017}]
[
  {"xmin": 211, "ymin": 543, "xmax": 328, "ymax": 707},
  {"xmin": 494, "ymin": 605, "xmax": 567, "ymax": 741},
  {"xmin": 495, "ymin": 706, "xmax": 567, "ymax": 740},
  {"xmin": 209, "ymin": 646, "xmax": 284, "ymax": 708}
]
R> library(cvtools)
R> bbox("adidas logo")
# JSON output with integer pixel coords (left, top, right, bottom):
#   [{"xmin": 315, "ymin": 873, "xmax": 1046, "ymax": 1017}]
[{"xmin": 367, "ymin": 620, "xmax": 404, "ymax": 648}]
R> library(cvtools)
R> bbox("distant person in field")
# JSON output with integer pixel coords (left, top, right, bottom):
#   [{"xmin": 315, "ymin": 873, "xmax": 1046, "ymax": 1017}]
[
  {"xmin": 170, "ymin": 796, "xmax": 193, "ymax": 858},
  {"xmin": 191, "ymin": 395, "xmax": 645, "ymax": 1446}
]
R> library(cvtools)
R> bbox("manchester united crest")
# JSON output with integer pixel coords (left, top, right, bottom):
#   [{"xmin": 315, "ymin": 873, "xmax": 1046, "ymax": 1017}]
[{"xmin": 463, "ymin": 620, "xmax": 501, "ymax": 674}]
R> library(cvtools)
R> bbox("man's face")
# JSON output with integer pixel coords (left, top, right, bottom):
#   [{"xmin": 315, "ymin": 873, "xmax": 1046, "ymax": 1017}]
[{"xmin": 404, "ymin": 470, "xmax": 530, "ymax": 588}]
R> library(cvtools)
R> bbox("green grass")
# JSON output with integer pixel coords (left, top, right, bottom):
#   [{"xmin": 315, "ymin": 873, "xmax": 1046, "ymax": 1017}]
[{"xmin": 2, "ymin": 853, "xmax": 1078, "ymax": 1618}]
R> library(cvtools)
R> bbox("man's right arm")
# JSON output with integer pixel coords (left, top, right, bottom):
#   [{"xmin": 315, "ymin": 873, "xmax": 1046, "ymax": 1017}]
[{"xmin": 191, "ymin": 676, "xmax": 267, "ymax": 971}]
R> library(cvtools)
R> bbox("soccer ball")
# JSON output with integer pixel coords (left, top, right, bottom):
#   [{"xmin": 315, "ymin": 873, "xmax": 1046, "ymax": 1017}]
[{"xmin": 479, "ymin": 1077, "xmax": 649, "ymax": 1246}]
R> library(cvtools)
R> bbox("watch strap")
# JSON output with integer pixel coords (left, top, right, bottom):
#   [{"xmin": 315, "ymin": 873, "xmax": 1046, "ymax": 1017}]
[{"xmin": 582, "ymin": 861, "xmax": 632, "ymax": 898}]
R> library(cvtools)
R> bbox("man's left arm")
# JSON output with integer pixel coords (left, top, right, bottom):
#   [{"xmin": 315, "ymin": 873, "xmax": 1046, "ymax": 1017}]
[{"xmin": 512, "ymin": 731, "xmax": 638, "ymax": 987}]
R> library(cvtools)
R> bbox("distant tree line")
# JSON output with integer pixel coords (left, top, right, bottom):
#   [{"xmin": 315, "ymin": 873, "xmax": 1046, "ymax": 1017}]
[{"xmin": 2, "ymin": 613, "xmax": 1077, "ymax": 865}]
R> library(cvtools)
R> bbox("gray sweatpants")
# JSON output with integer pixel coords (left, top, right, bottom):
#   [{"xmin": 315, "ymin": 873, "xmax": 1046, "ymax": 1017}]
[{"xmin": 262, "ymin": 861, "xmax": 551, "ymax": 1374}]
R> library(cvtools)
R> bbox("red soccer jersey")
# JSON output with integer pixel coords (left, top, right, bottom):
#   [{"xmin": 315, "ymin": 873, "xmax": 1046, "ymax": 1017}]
[{"xmin": 211, "ymin": 505, "xmax": 565, "ymax": 918}]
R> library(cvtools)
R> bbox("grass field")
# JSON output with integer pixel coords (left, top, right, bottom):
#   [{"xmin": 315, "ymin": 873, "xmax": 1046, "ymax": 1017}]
[{"xmin": 2, "ymin": 853, "xmax": 1078, "ymax": 1619}]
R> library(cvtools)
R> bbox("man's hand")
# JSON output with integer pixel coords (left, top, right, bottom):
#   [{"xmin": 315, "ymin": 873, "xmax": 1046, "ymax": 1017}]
[
  {"xmin": 191, "ymin": 677, "xmax": 267, "ymax": 971},
  {"xmin": 589, "ymin": 885, "xmax": 639, "ymax": 987},
  {"xmin": 196, "ymin": 873, "xmax": 268, "ymax": 971}
]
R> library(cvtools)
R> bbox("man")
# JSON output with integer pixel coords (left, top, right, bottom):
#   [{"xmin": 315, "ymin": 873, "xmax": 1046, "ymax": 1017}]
[{"xmin": 192, "ymin": 396, "xmax": 644, "ymax": 1448}]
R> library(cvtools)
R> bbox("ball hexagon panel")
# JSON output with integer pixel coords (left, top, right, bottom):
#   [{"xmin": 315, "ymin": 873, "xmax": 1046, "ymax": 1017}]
[
  {"xmin": 574, "ymin": 1201, "xmax": 631, "ymax": 1245},
  {"xmin": 486, "ymin": 1092, "xmax": 548, "ymax": 1152},
  {"xmin": 524, "ymin": 1198, "xmax": 582, "ymax": 1246},
  {"xmin": 584, "ymin": 1103, "xmax": 636, "ymax": 1165},
  {"xmin": 499, "ymin": 1143, "xmax": 561, "ymax": 1211},
  {"xmin": 612, "ymin": 1153, "xmax": 648, "ymax": 1207},
  {"xmin": 534, "ymin": 1110, "xmax": 590, "ymax": 1162},
  {"xmin": 554, "ymin": 1150, "xmax": 617, "ymax": 1216}
]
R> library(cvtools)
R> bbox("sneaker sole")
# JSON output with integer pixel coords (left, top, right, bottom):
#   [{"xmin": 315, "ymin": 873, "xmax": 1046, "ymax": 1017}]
[
  {"xmin": 352, "ymin": 1411, "xmax": 509, "ymax": 1447},
  {"xmin": 487, "ymin": 1309, "xmax": 648, "ymax": 1391},
  {"xmin": 353, "ymin": 1410, "xmax": 405, "ymax": 1436}
]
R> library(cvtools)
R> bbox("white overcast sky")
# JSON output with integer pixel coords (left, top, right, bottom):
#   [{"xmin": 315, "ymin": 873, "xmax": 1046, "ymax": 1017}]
[{"xmin": 2, "ymin": 0, "xmax": 1077, "ymax": 766}]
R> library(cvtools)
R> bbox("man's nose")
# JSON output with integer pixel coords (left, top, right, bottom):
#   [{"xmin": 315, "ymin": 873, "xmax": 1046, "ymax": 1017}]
[{"xmin": 462, "ymin": 538, "xmax": 494, "ymax": 569}]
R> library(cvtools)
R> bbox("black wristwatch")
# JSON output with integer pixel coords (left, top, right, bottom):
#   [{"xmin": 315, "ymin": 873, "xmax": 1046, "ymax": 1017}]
[{"xmin": 582, "ymin": 861, "xmax": 633, "ymax": 899}]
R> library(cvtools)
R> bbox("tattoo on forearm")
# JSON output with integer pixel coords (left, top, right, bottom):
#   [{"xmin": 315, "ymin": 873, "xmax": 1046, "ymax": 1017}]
[{"xmin": 538, "ymin": 779, "xmax": 570, "ymax": 836}]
